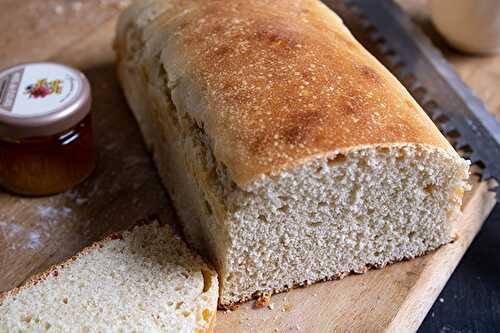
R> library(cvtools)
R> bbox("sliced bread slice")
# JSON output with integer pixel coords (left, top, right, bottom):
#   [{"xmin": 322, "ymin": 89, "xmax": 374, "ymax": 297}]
[{"xmin": 0, "ymin": 222, "xmax": 218, "ymax": 333}]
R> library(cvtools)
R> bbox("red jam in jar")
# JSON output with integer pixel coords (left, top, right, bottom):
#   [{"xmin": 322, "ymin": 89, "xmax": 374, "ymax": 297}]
[{"xmin": 0, "ymin": 62, "xmax": 95, "ymax": 196}]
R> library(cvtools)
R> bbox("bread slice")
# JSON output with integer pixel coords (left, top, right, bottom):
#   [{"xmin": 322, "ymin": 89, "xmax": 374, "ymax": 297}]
[
  {"xmin": 115, "ymin": 0, "xmax": 469, "ymax": 307},
  {"xmin": 0, "ymin": 222, "xmax": 218, "ymax": 333}
]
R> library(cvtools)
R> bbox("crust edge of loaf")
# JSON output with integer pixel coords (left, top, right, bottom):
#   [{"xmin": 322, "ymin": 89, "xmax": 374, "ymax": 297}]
[
  {"xmin": 242, "ymin": 143, "xmax": 467, "ymax": 190},
  {"xmin": 115, "ymin": 0, "xmax": 461, "ymax": 189},
  {"xmin": 216, "ymin": 238, "xmax": 454, "ymax": 310}
]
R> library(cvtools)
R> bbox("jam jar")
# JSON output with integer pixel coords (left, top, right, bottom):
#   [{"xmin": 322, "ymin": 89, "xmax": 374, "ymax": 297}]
[{"xmin": 0, "ymin": 62, "xmax": 95, "ymax": 196}]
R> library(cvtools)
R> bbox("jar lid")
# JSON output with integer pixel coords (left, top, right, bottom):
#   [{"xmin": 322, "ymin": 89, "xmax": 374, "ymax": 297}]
[{"xmin": 0, "ymin": 62, "xmax": 91, "ymax": 139}]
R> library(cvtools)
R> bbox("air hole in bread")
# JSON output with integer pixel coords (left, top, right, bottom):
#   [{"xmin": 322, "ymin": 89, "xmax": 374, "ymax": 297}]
[
  {"xmin": 327, "ymin": 153, "xmax": 346, "ymax": 166},
  {"xmin": 308, "ymin": 221, "xmax": 323, "ymax": 227},
  {"xmin": 278, "ymin": 205, "xmax": 289, "ymax": 213},
  {"xmin": 175, "ymin": 301, "xmax": 184, "ymax": 309},
  {"xmin": 258, "ymin": 215, "xmax": 268, "ymax": 223},
  {"xmin": 278, "ymin": 195, "xmax": 288, "ymax": 201},
  {"xmin": 424, "ymin": 184, "xmax": 434, "ymax": 194},
  {"xmin": 182, "ymin": 311, "xmax": 191, "ymax": 317},
  {"xmin": 379, "ymin": 147, "xmax": 390, "ymax": 154},
  {"xmin": 21, "ymin": 315, "xmax": 32, "ymax": 323},
  {"xmin": 396, "ymin": 150, "xmax": 406, "ymax": 162}
]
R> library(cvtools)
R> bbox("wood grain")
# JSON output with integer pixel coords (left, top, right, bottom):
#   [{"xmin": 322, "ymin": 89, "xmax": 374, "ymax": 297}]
[
  {"xmin": 0, "ymin": 4, "xmax": 172, "ymax": 291},
  {"xmin": 0, "ymin": 1, "xmax": 497, "ymax": 332}
]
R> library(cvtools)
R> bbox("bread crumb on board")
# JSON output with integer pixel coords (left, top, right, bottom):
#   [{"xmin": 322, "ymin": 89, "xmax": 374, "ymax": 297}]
[{"xmin": 255, "ymin": 291, "xmax": 272, "ymax": 308}]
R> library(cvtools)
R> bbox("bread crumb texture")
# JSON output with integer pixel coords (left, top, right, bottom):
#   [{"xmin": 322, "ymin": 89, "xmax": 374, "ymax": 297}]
[
  {"xmin": 220, "ymin": 146, "xmax": 468, "ymax": 304},
  {"xmin": 0, "ymin": 223, "xmax": 218, "ymax": 333}
]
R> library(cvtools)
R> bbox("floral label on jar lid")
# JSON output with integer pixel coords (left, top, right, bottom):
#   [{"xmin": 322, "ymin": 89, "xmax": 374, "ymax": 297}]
[
  {"xmin": 24, "ymin": 78, "xmax": 63, "ymax": 99},
  {"xmin": 0, "ymin": 63, "xmax": 81, "ymax": 117}
]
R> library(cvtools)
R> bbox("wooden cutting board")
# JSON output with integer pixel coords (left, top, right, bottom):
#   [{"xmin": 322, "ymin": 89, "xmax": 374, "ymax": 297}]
[{"xmin": 0, "ymin": 1, "xmax": 498, "ymax": 332}]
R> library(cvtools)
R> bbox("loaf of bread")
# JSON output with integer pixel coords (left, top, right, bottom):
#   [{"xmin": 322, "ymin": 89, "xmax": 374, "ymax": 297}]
[
  {"xmin": 116, "ymin": 0, "xmax": 469, "ymax": 307},
  {"xmin": 0, "ymin": 222, "xmax": 218, "ymax": 332}
]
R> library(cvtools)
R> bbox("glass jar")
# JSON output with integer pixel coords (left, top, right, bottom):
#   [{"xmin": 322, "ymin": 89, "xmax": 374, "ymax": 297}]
[{"xmin": 0, "ymin": 62, "xmax": 95, "ymax": 196}]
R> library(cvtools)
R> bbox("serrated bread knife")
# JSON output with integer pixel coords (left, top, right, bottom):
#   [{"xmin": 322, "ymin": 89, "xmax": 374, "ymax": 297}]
[{"xmin": 324, "ymin": 0, "xmax": 500, "ymax": 199}]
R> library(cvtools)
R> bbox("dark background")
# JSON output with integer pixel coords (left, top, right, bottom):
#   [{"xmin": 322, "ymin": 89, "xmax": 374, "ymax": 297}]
[{"xmin": 420, "ymin": 204, "xmax": 500, "ymax": 332}]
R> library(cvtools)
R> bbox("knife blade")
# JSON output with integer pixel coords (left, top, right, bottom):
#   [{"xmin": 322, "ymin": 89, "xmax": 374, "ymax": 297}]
[{"xmin": 323, "ymin": 0, "xmax": 500, "ymax": 199}]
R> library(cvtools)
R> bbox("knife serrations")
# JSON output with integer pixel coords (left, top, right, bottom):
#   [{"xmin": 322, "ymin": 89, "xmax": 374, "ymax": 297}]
[{"xmin": 323, "ymin": 0, "xmax": 500, "ymax": 199}]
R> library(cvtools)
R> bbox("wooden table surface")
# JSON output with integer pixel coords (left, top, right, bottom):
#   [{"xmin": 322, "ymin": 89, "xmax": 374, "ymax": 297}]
[{"xmin": 1, "ymin": 0, "xmax": 499, "ymax": 332}]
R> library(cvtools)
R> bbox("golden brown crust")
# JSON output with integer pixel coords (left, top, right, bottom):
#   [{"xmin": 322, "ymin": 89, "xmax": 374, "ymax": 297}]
[{"xmin": 117, "ymin": 0, "xmax": 456, "ymax": 187}]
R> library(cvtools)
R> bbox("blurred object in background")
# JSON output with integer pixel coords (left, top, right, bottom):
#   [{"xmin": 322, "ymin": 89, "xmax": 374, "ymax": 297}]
[{"xmin": 430, "ymin": 0, "xmax": 500, "ymax": 54}]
